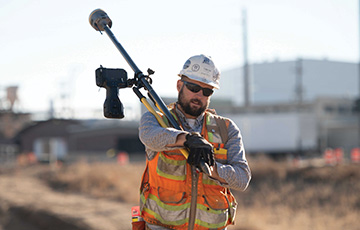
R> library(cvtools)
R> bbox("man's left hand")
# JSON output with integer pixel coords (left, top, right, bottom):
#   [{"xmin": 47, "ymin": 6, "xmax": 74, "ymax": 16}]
[{"xmin": 184, "ymin": 132, "xmax": 215, "ymax": 168}]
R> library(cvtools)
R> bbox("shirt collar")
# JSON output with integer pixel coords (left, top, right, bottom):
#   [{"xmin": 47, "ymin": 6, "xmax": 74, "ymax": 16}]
[{"xmin": 174, "ymin": 102, "xmax": 204, "ymax": 131}]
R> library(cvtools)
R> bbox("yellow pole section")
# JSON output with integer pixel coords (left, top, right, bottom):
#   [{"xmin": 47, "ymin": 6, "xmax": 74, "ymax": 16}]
[
  {"xmin": 140, "ymin": 97, "xmax": 189, "ymax": 159},
  {"xmin": 141, "ymin": 97, "xmax": 167, "ymax": 127}
]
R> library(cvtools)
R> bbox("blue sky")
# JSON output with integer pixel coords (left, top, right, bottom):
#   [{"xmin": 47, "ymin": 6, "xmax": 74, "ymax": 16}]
[{"xmin": 0, "ymin": 0, "xmax": 358, "ymax": 118}]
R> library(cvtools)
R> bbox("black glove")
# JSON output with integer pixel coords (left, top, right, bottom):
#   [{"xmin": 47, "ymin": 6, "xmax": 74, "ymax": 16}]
[{"xmin": 184, "ymin": 132, "xmax": 215, "ymax": 168}]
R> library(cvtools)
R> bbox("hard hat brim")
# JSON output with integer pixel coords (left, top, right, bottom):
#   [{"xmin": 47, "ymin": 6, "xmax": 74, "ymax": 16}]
[{"xmin": 178, "ymin": 74, "xmax": 219, "ymax": 89}]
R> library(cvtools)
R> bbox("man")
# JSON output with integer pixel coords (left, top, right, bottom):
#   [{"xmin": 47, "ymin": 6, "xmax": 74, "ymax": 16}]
[{"xmin": 138, "ymin": 54, "xmax": 251, "ymax": 230}]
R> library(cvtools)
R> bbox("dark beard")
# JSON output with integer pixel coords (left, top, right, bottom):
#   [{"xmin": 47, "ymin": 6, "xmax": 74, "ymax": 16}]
[{"xmin": 177, "ymin": 86, "xmax": 207, "ymax": 117}]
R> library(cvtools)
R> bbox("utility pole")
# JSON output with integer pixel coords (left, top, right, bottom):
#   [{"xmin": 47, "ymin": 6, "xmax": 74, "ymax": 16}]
[
  {"xmin": 295, "ymin": 58, "xmax": 303, "ymax": 106},
  {"xmin": 242, "ymin": 8, "xmax": 250, "ymax": 107},
  {"xmin": 358, "ymin": 0, "xmax": 360, "ymax": 147},
  {"xmin": 295, "ymin": 58, "xmax": 303, "ymax": 156}
]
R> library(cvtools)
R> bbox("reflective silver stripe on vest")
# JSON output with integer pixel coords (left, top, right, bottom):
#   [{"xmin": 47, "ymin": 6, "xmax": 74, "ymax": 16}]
[
  {"xmin": 143, "ymin": 193, "xmax": 230, "ymax": 228},
  {"xmin": 157, "ymin": 152, "xmax": 186, "ymax": 181},
  {"xmin": 196, "ymin": 203, "xmax": 229, "ymax": 228},
  {"xmin": 141, "ymin": 192, "xmax": 234, "ymax": 229},
  {"xmin": 144, "ymin": 193, "xmax": 189, "ymax": 225}
]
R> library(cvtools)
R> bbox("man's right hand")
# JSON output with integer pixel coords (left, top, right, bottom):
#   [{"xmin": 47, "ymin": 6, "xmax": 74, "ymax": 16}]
[{"xmin": 183, "ymin": 132, "xmax": 215, "ymax": 169}]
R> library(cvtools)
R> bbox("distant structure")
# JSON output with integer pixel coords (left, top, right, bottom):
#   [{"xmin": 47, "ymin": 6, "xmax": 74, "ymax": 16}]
[
  {"xmin": 0, "ymin": 86, "xmax": 31, "ymax": 139},
  {"xmin": 0, "ymin": 86, "xmax": 20, "ymax": 112},
  {"xmin": 15, "ymin": 119, "xmax": 143, "ymax": 163},
  {"xmin": 215, "ymin": 58, "xmax": 358, "ymax": 105},
  {"xmin": 211, "ymin": 59, "xmax": 359, "ymax": 155},
  {"xmin": 6, "ymin": 86, "xmax": 19, "ymax": 111},
  {"xmin": 0, "ymin": 86, "xmax": 32, "ymax": 165}
]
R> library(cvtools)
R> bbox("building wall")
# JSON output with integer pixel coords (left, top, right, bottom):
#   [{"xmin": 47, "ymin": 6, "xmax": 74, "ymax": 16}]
[
  {"xmin": 218, "ymin": 59, "xmax": 358, "ymax": 105},
  {"xmin": 16, "ymin": 119, "xmax": 79, "ymax": 153},
  {"xmin": 15, "ymin": 119, "xmax": 145, "ymax": 163},
  {"xmin": 327, "ymin": 126, "xmax": 357, "ymax": 152},
  {"xmin": 227, "ymin": 112, "xmax": 317, "ymax": 153},
  {"xmin": 69, "ymin": 125, "xmax": 142, "ymax": 153}
]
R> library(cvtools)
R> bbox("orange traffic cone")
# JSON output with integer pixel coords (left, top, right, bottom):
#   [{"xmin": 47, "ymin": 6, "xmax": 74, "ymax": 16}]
[
  {"xmin": 351, "ymin": 148, "xmax": 360, "ymax": 163},
  {"xmin": 334, "ymin": 148, "xmax": 344, "ymax": 165},
  {"xmin": 324, "ymin": 148, "xmax": 335, "ymax": 165}
]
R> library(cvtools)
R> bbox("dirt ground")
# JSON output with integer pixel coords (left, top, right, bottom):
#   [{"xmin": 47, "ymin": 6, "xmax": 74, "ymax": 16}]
[
  {"xmin": 0, "ymin": 166, "xmax": 135, "ymax": 230},
  {"xmin": 0, "ymin": 159, "xmax": 359, "ymax": 230}
]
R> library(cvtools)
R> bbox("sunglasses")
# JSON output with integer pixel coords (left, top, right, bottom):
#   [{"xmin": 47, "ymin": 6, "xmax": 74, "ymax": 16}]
[{"xmin": 182, "ymin": 80, "xmax": 214, "ymax": 97}]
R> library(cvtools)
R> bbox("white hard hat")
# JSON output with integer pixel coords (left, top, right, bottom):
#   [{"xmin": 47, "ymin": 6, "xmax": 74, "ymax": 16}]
[{"xmin": 178, "ymin": 54, "xmax": 220, "ymax": 89}]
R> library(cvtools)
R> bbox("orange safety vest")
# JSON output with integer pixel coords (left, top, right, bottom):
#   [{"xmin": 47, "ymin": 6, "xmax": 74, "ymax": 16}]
[{"xmin": 139, "ymin": 107, "xmax": 237, "ymax": 229}]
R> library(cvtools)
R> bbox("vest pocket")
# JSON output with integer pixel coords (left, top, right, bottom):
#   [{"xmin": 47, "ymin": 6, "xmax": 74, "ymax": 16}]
[
  {"xmin": 199, "ymin": 194, "xmax": 230, "ymax": 227},
  {"xmin": 200, "ymin": 189, "xmax": 234, "ymax": 226},
  {"xmin": 143, "ymin": 187, "xmax": 188, "ymax": 226},
  {"xmin": 202, "ymin": 194, "xmax": 229, "ymax": 210},
  {"xmin": 201, "ymin": 191, "xmax": 238, "ymax": 225},
  {"xmin": 158, "ymin": 187, "xmax": 186, "ymax": 204}
]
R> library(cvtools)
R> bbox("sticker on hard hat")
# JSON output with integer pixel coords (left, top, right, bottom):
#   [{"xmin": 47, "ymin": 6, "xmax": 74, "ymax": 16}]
[
  {"xmin": 203, "ymin": 67, "xmax": 212, "ymax": 73},
  {"xmin": 192, "ymin": 64, "xmax": 200, "ymax": 72},
  {"xmin": 183, "ymin": 60, "xmax": 191, "ymax": 69},
  {"xmin": 203, "ymin": 57, "xmax": 211, "ymax": 65}
]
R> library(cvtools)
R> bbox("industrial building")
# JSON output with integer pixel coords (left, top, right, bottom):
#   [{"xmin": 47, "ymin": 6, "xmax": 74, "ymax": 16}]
[{"xmin": 213, "ymin": 58, "xmax": 359, "ymax": 156}]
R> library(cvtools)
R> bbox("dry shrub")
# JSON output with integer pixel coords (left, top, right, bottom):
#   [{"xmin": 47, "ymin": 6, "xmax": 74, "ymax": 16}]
[
  {"xmin": 231, "ymin": 156, "xmax": 360, "ymax": 230},
  {"xmin": 42, "ymin": 161, "xmax": 146, "ymax": 204}
]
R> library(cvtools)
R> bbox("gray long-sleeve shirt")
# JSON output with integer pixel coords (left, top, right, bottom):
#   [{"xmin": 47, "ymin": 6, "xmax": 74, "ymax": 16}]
[{"xmin": 139, "ymin": 105, "xmax": 251, "ymax": 191}]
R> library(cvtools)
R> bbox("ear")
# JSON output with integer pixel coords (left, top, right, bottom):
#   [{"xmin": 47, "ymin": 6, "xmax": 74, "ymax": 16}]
[{"xmin": 177, "ymin": 80, "xmax": 182, "ymax": 92}]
